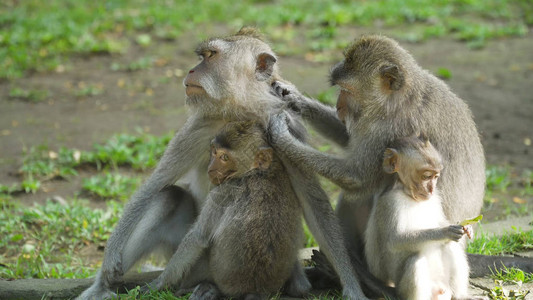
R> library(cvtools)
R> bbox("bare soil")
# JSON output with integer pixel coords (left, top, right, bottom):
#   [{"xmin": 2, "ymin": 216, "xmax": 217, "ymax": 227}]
[{"xmin": 1, "ymin": 29, "xmax": 532, "ymax": 220}]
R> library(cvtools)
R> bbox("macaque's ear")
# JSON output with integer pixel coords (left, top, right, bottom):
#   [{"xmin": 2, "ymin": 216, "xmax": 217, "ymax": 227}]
[
  {"xmin": 256, "ymin": 53, "xmax": 277, "ymax": 81},
  {"xmin": 380, "ymin": 64, "xmax": 404, "ymax": 91},
  {"xmin": 418, "ymin": 132, "xmax": 430, "ymax": 147},
  {"xmin": 253, "ymin": 147, "xmax": 274, "ymax": 170},
  {"xmin": 383, "ymin": 148, "xmax": 399, "ymax": 174}
]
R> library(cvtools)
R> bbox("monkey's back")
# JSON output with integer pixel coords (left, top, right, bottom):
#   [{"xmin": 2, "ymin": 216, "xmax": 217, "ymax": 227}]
[
  {"xmin": 209, "ymin": 170, "xmax": 303, "ymax": 296},
  {"xmin": 345, "ymin": 68, "xmax": 485, "ymax": 223}
]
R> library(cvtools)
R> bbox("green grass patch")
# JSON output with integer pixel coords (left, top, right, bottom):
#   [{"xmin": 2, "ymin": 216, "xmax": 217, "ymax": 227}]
[
  {"xmin": 491, "ymin": 265, "xmax": 533, "ymax": 284},
  {"xmin": 467, "ymin": 228, "xmax": 533, "ymax": 256},
  {"xmin": 486, "ymin": 165, "xmax": 512, "ymax": 193},
  {"xmin": 14, "ymin": 131, "xmax": 172, "ymax": 194},
  {"xmin": 0, "ymin": 199, "xmax": 122, "ymax": 279},
  {"xmin": 82, "ymin": 172, "xmax": 141, "ymax": 201},
  {"xmin": 1, "ymin": 0, "xmax": 530, "ymax": 79},
  {"xmin": 0, "ymin": 131, "xmax": 171, "ymax": 198},
  {"xmin": 489, "ymin": 280, "xmax": 531, "ymax": 300},
  {"xmin": 114, "ymin": 286, "xmax": 189, "ymax": 300},
  {"xmin": 520, "ymin": 170, "xmax": 533, "ymax": 196},
  {"xmin": 436, "ymin": 67, "xmax": 452, "ymax": 80},
  {"xmin": 9, "ymin": 87, "xmax": 49, "ymax": 102},
  {"xmin": 74, "ymin": 83, "xmax": 104, "ymax": 97}
]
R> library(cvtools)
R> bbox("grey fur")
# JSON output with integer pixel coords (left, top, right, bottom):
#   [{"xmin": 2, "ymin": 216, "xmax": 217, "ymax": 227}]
[
  {"xmin": 77, "ymin": 28, "xmax": 367, "ymax": 300},
  {"xmin": 144, "ymin": 129, "xmax": 309, "ymax": 298},
  {"xmin": 269, "ymin": 35, "xmax": 499, "ymax": 280}
]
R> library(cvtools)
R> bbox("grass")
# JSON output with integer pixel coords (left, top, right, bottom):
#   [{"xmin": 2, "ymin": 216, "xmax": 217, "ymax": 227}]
[
  {"xmin": 467, "ymin": 227, "xmax": 533, "ymax": 256},
  {"xmin": 82, "ymin": 172, "xmax": 140, "ymax": 201},
  {"xmin": 486, "ymin": 165, "xmax": 512, "ymax": 193},
  {"xmin": 1, "ymin": 0, "xmax": 531, "ymax": 79},
  {"xmin": 521, "ymin": 170, "xmax": 533, "ymax": 196},
  {"xmin": 9, "ymin": 87, "xmax": 49, "ymax": 102},
  {"xmin": 74, "ymin": 83, "xmax": 104, "ymax": 97},
  {"xmin": 8, "ymin": 131, "xmax": 172, "ymax": 195},
  {"xmin": 491, "ymin": 265, "xmax": 533, "ymax": 284},
  {"xmin": 115, "ymin": 287, "xmax": 189, "ymax": 300},
  {"xmin": 489, "ymin": 280, "xmax": 531, "ymax": 300},
  {"xmin": 0, "ymin": 199, "xmax": 122, "ymax": 279}
]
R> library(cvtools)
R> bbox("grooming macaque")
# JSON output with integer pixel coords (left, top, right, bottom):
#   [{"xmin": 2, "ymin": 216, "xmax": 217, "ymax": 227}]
[
  {"xmin": 365, "ymin": 136, "xmax": 478, "ymax": 300},
  {"xmin": 78, "ymin": 28, "xmax": 367, "ymax": 300},
  {"xmin": 269, "ymin": 34, "xmax": 518, "ymax": 277},
  {"xmin": 145, "ymin": 121, "xmax": 309, "ymax": 299}
]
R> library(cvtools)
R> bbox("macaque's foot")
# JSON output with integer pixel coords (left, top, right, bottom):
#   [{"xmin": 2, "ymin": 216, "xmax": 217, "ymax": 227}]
[
  {"xmin": 140, "ymin": 277, "xmax": 164, "ymax": 293},
  {"xmin": 189, "ymin": 282, "xmax": 221, "ymax": 300},
  {"xmin": 76, "ymin": 282, "xmax": 116, "ymax": 300}
]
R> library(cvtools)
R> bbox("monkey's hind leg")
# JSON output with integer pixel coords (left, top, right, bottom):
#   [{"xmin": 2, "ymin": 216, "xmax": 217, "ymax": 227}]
[
  {"xmin": 283, "ymin": 261, "xmax": 312, "ymax": 297},
  {"xmin": 397, "ymin": 255, "xmax": 434, "ymax": 300},
  {"xmin": 444, "ymin": 242, "xmax": 470, "ymax": 299},
  {"xmin": 79, "ymin": 186, "xmax": 197, "ymax": 300},
  {"xmin": 118, "ymin": 186, "xmax": 197, "ymax": 274}
]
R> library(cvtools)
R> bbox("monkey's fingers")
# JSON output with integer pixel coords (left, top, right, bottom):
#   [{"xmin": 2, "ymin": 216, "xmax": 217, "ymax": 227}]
[
  {"xmin": 447, "ymin": 225, "xmax": 466, "ymax": 241},
  {"xmin": 268, "ymin": 112, "xmax": 290, "ymax": 135},
  {"xmin": 271, "ymin": 80, "xmax": 298, "ymax": 98},
  {"xmin": 463, "ymin": 225, "xmax": 474, "ymax": 239}
]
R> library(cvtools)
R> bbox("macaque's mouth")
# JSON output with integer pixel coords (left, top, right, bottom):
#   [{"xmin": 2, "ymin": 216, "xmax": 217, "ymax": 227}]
[
  {"xmin": 208, "ymin": 169, "xmax": 237, "ymax": 185},
  {"xmin": 185, "ymin": 84, "xmax": 205, "ymax": 96}
]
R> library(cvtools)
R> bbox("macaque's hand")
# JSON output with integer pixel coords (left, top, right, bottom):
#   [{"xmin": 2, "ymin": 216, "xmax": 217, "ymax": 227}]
[
  {"xmin": 271, "ymin": 81, "xmax": 310, "ymax": 115},
  {"xmin": 463, "ymin": 224, "xmax": 474, "ymax": 239},
  {"xmin": 268, "ymin": 111, "xmax": 292, "ymax": 143},
  {"xmin": 444, "ymin": 225, "xmax": 466, "ymax": 242}
]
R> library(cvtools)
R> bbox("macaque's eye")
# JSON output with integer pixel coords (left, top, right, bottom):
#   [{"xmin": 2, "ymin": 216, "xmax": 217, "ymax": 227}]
[
  {"xmin": 421, "ymin": 171, "xmax": 433, "ymax": 180},
  {"xmin": 221, "ymin": 153, "xmax": 229, "ymax": 162},
  {"xmin": 202, "ymin": 50, "xmax": 217, "ymax": 59}
]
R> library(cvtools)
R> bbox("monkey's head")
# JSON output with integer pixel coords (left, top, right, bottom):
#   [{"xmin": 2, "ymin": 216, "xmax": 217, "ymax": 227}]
[
  {"xmin": 330, "ymin": 35, "xmax": 419, "ymax": 124},
  {"xmin": 184, "ymin": 27, "xmax": 282, "ymax": 119},
  {"xmin": 208, "ymin": 121, "xmax": 274, "ymax": 185},
  {"xmin": 383, "ymin": 135, "xmax": 443, "ymax": 201}
]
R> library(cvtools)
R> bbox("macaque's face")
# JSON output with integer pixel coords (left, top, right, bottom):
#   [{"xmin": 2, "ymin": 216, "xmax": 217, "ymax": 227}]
[
  {"xmin": 402, "ymin": 167, "xmax": 440, "ymax": 201},
  {"xmin": 207, "ymin": 145, "xmax": 239, "ymax": 186},
  {"xmin": 182, "ymin": 35, "xmax": 277, "ymax": 111},
  {"xmin": 383, "ymin": 140, "xmax": 443, "ymax": 202},
  {"xmin": 183, "ymin": 39, "xmax": 228, "ymax": 102},
  {"xmin": 336, "ymin": 90, "xmax": 350, "ymax": 124},
  {"xmin": 396, "ymin": 147, "xmax": 442, "ymax": 201},
  {"xmin": 208, "ymin": 121, "xmax": 274, "ymax": 186}
]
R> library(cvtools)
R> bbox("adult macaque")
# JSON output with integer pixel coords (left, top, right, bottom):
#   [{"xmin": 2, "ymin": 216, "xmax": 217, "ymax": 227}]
[
  {"xmin": 78, "ymin": 28, "xmax": 368, "ymax": 300},
  {"xmin": 145, "ymin": 121, "xmax": 310, "ymax": 299},
  {"xmin": 365, "ymin": 136, "xmax": 481, "ymax": 300},
  {"xmin": 269, "ymin": 34, "xmax": 532, "ymax": 277}
]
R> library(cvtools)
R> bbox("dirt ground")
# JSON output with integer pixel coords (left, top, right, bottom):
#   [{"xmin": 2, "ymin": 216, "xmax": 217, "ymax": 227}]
[{"xmin": 1, "ymin": 28, "xmax": 532, "ymax": 220}]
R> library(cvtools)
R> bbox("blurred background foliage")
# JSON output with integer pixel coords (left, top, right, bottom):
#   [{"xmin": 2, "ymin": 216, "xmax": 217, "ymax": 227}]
[{"xmin": 0, "ymin": 0, "xmax": 531, "ymax": 79}]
